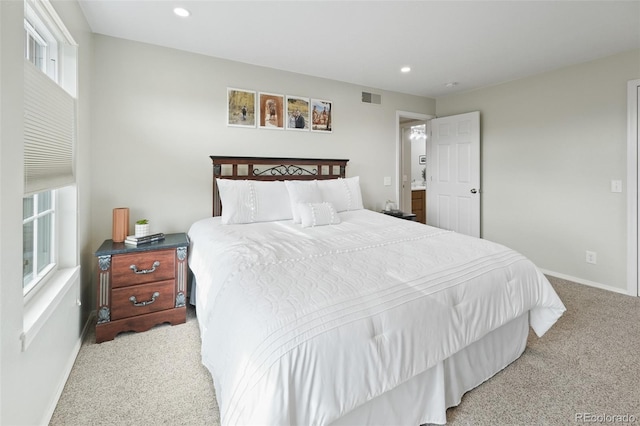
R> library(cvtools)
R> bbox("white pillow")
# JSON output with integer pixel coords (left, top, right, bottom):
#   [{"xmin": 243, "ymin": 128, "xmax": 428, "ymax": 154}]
[
  {"xmin": 217, "ymin": 179, "xmax": 293, "ymax": 224},
  {"xmin": 298, "ymin": 202, "xmax": 341, "ymax": 228},
  {"xmin": 317, "ymin": 176, "xmax": 364, "ymax": 212},
  {"xmin": 284, "ymin": 180, "xmax": 323, "ymax": 223}
]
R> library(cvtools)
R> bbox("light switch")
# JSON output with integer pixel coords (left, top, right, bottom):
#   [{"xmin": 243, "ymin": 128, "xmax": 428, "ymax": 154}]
[
  {"xmin": 383, "ymin": 177, "xmax": 391, "ymax": 186},
  {"xmin": 611, "ymin": 180, "xmax": 622, "ymax": 193}
]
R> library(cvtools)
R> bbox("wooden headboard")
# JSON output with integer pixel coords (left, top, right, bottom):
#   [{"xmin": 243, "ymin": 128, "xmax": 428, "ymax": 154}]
[{"xmin": 210, "ymin": 156, "xmax": 349, "ymax": 216}]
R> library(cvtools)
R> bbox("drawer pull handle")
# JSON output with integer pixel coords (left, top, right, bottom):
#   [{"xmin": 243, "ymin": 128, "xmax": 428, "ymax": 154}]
[
  {"xmin": 129, "ymin": 292, "xmax": 160, "ymax": 307},
  {"xmin": 130, "ymin": 260, "xmax": 160, "ymax": 275}
]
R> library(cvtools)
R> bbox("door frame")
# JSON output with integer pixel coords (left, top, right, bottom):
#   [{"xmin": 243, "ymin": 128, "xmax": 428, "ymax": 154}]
[
  {"xmin": 396, "ymin": 111, "xmax": 433, "ymax": 212},
  {"xmin": 627, "ymin": 79, "xmax": 640, "ymax": 297}
]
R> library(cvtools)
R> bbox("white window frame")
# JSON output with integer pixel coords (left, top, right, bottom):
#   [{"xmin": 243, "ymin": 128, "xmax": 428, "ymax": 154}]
[
  {"xmin": 23, "ymin": 191, "xmax": 57, "ymax": 299},
  {"xmin": 24, "ymin": 19, "xmax": 48, "ymax": 73},
  {"xmin": 24, "ymin": 1, "xmax": 59, "ymax": 83}
]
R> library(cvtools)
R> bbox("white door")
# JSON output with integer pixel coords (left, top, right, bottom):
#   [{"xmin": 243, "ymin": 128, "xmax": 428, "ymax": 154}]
[{"xmin": 426, "ymin": 111, "xmax": 480, "ymax": 237}]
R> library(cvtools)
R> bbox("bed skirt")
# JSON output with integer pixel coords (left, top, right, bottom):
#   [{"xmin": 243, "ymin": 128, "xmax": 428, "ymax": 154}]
[{"xmin": 331, "ymin": 313, "xmax": 529, "ymax": 425}]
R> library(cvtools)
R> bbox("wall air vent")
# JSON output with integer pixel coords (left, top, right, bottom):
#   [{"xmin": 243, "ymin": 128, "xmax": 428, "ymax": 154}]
[{"xmin": 361, "ymin": 91, "xmax": 381, "ymax": 104}]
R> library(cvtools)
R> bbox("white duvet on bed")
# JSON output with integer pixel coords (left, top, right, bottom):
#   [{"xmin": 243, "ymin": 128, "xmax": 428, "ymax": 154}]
[{"xmin": 188, "ymin": 209, "xmax": 565, "ymax": 425}]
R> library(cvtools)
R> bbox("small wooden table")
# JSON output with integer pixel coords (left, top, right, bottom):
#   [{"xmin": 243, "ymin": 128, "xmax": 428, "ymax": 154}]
[
  {"xmin": 94, "ymin": 233, "xmax": 188, "ymax": 343},
  {"xmin": 381, "ymin": 210, "xmax": 417, "ymax": 221}
]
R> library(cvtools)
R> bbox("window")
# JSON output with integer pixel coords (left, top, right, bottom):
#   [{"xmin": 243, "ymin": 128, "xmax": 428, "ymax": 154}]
[
  {"xmin": 22, "ymin": 0, "xmax": 77, "ymax": 301},
  {"xmin": 23, "ymin": 191, "xmax": 56, "ymax": 295},
  {"xmin": 24, "ymin": 20, "xmax": 47, "ymax": 73},
  {"xmin": 23, "ymin": 0, "xmax": 61, "ymax": 84},
  {"xmin": 23, "ymin": 5, "xmax": 59, "ymax": 297}
]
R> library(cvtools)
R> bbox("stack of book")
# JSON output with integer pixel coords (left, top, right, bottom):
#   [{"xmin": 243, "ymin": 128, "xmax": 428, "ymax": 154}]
[{"xmin": 124, "ymin": 232, "xmax": 165, "ymax": 246}]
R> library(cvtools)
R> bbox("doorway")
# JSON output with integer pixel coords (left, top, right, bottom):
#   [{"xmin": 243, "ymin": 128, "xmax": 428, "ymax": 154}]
[
  {"xmin": 397, "ymin": 110, "xmax": 481, "ymax": 237},
  {"xmin": 396, "ymin": 111, "xmax": 432, "ymax": 220}
]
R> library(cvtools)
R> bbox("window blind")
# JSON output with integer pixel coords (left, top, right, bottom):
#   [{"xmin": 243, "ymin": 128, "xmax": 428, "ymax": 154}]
[{"xmin": 23, "ymin": 59, "xmax": 76, "ymax": 195}]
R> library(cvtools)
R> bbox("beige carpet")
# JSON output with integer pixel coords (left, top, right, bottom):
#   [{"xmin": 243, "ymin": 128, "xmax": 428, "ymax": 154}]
[
  {"xmin": 50, "ymin": 307, "xmax": 219, "ymax": 425},
  {"xmin": 50, "ymin": 277, "xmax": 640, "ymax": 425}
]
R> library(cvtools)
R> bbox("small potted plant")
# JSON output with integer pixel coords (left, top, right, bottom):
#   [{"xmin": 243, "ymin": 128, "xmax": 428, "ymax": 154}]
[{"xmin": 134, "ymin": 219, "xmax": 150, "ymax": 237}]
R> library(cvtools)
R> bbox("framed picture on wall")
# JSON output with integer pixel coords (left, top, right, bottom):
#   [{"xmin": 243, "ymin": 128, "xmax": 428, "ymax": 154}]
[
  {"xmin": 227, "ymin": 88, "xmax": 256, "ymax": 127},
  {"xmin": 419, "ymin": 155, "xmax": 426, "ymax": 165},
  {"xmin": 258, "ymin": 92, "xmax": 285, "ymax": 130},
  {"xmin": 286, "ymin": 96, "xmax": 310, "ymax": 131},
  {"xmin": 310, "ymin": 98, "xmax": 332, "ymax": 132}
]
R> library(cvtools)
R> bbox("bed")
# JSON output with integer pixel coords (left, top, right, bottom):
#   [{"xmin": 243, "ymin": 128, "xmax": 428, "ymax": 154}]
[{"xmin": 188, "ymin": 156, "xmax": 566, "ymax": 425}]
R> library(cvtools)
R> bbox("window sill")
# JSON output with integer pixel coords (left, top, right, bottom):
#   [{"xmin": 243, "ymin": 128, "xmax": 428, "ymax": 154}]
[{"xmin": 21, "ymin": 266, "xmax": 81, "ymax": 352}]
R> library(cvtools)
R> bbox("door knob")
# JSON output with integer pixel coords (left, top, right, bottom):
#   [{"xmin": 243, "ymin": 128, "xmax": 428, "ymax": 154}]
[{"xmin": 470, "ymin": 188, "xmax": 478, "ymax": 194}]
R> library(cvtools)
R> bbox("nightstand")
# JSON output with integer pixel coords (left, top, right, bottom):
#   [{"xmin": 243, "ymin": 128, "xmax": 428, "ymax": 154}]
[
  {"xmin": 94, "ymin": 232, "xmax": 188, "ymax": 343},
  {"xmin": 382, "ymin": 210, "xmax": 417, "ymax": 221}
]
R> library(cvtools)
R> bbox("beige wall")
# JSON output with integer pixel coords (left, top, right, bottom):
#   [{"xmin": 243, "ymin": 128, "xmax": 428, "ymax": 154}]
[
  {"xmin": 436, "ymin": 49, "xmax": 640, "ymax": 292},
  {"xmin": 89, "ymin": 35, "xmax": 435, "ymax": 252},
  {"xmin": 91, "ymin": 36, "xmax": 640, "ymax": 293}
]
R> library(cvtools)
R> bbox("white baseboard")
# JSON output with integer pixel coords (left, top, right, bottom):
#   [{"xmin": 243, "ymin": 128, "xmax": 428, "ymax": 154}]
[
  {"xmin": 540, "ymin": 269, "xmax": 630, "ymax": 295},
  {"xmin": 41, "ymin": 311, "xmax": 96, "ymax": 425}
]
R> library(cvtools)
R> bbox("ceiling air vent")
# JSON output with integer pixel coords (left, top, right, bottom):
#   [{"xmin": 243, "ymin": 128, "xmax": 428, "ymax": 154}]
[{"xmin": 361, "ymin": 91, "xmax": 381, "ymax": 105}]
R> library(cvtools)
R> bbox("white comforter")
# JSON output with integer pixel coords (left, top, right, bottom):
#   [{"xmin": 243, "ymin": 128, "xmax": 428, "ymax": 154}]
[{"xmin": 188, "ymin": 209, "xmax": 565, "ymax": 425}]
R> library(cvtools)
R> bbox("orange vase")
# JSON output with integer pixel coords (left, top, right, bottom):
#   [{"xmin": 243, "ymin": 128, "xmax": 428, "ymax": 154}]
[{"xmin": 112, "ymin": 208, "xmax": 129, "ymax": 243}]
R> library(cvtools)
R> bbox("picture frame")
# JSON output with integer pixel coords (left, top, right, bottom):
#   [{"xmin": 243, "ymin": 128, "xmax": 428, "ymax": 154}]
[
  {"xmin": 227, "ymin": 88, "xmax": 256, "ymax": 127},
  {"xmin": 310, "ymin": 98, "xmax": 332, "ymax": 132},
  {"xmin": 286, "ymin": 95, "xmax": 310, "ymax": 131},
  {"xmin": 419, "ymin": 155, "xmax": 426, "ymax": 165},
  {"xmin": 258, "ymin": 92, "xmax": 285, "ymax": 130}
]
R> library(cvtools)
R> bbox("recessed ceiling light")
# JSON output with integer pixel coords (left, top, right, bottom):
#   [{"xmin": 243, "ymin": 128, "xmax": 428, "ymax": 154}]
[
  {"xmin": 445, "ymin": 82, "xmax": 458, "ymax": 88},
  {"xmin": 400, "ymin": 66, "xmax": 411, "ymax": 73},
  {"xmin": 174, "ymin": 7, "xmax": 190, "ymax": 17}
]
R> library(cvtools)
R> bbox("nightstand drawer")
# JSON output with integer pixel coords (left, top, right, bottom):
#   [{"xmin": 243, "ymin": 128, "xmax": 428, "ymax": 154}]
[
  {"xmin": 111, "ymin": 249, "xmax": 175, "ymax": 288},
  {"xmin": 111, "ymin": 280, "xmax": 176, "ymax": 320}
]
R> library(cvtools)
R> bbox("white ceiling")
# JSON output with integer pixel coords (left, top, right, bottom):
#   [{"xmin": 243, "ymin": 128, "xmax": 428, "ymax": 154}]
[{"xmin": 77, "ymin": 0, "xmax": 640, "ymax": 98}]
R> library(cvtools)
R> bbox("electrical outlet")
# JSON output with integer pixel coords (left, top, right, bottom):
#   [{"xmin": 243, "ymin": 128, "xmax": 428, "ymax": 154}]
[
  {"xmin": 383, "ymin": 177, "xmax": 391, "ymax": 186},
  {"xmin": 585, "ymin": 251, "xmax": 597, "ymax": 264},
  {"xmin": 611, "ymin": 180, "xmax": 622, "ymax": 193}
]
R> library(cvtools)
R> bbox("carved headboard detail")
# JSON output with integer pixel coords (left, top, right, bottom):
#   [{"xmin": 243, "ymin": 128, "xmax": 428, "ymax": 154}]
[{"xmin": 210, "ymin": 156, "xmax": 349, "ymax": 217}]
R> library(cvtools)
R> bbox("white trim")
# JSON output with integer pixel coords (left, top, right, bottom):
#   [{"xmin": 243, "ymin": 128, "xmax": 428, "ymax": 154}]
[
  {"xmin": 627, "ymin": 79, "xmax": 640, "ymax": 297},
  {"xmin": 21, "ymin": 265, "xmax": 80, "ymax": 351},
  {"xmin": 541, "ymin": 269, "xmax": 629, "ymax": 295},
  {"xmin": 25, "ymin": 0, "xmax": 76, "ymax": 46},
  {"xmin": 24, "ymin": 0, "xmax": 78, "ymax": 97},
  {"xmin": 40, "ymin": 311, "xmax": 94, "ymax": 426},
  {"xmin": 395, "ymin": 111, "xmax": 432, "ymax": 211}
]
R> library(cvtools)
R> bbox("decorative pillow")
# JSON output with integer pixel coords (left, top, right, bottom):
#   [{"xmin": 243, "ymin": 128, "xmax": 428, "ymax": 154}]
[
  {"xmin": 217, "ymin": 179, "xmax": 293, "ymax": 224},
  {"xmin": 298, "ymin": 202, "xmax": 341, "ymax": 228},
  {"xmin": 284, "ymin": 180, "xmax": 323, "ymax": 223},
  {"xmin": 317, "ymin": 176, "xmax": 364, "ymax": 212}
]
